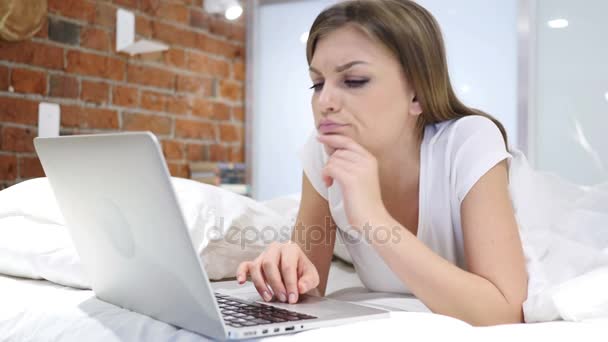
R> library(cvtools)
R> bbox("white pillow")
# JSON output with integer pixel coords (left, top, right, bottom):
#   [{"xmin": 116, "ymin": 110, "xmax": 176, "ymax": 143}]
[{"xmin": 0, "ymin": 177, "xmax": 293, "ymax": 287}]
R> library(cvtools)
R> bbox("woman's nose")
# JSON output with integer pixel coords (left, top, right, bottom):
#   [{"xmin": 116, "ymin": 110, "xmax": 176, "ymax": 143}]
[{"xmin": 318, "ymin": 84, "xmax": 341, "ymax": 115}]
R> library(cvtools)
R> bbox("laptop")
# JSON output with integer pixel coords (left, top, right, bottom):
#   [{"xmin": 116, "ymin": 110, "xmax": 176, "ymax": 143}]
[{"xmin": 34, "ymin": 132, "xmax": 389, "ymax": 340}]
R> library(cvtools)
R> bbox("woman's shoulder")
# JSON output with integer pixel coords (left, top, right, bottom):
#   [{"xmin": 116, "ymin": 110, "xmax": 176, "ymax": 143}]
[{"xmin": 425, "ymin": 115, "xmax": 504, "ymax": 151}]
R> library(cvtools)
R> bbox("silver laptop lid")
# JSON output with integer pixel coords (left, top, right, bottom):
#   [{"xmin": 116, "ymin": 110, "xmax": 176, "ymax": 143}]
[{"xmin": 34, "ymin": 132, "xmax": 227, "ymax": 339}]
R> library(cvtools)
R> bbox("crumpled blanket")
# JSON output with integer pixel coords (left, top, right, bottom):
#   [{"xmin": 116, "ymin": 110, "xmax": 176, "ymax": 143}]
[{"xmin": 508, "ymin": 149, "xmax": 608, "ymax": 322}]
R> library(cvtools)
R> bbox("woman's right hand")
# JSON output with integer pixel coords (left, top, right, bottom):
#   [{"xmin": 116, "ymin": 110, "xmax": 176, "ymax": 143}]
[{"xmin": 236, "ymin": 241, "xmax": 320, "ymax": 304}]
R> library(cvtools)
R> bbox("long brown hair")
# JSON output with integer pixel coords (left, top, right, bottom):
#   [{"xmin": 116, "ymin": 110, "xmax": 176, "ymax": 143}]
[{"xmin": 306, "ymin": 0, "xmax": 508, "ymax": 147}]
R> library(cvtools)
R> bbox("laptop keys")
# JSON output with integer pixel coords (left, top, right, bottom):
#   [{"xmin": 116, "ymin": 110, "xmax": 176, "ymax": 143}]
[{"xmin": 214, "ymin": 292, "xmax": 317, "ymax": 328}]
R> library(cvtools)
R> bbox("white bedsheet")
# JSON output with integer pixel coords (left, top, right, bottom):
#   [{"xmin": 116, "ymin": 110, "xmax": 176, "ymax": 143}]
[{"xmin": 1, "ymin": 273, "xmax": 607, "ymax": 342}]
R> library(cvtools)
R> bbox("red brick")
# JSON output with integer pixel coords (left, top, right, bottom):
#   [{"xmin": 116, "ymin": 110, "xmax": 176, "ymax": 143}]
[
  {"xmin": 61, "ymin": 105, "xmax": 119, "ymax": 129},
  {"xmin": 81, "ymin": 27, "xmax": 111, "ymax": 52},
  {"xmin": 219, "ymin": 80, "xmax": 243, "ymax": 102},
  {"xmin": 127, "ymin": 64, "xmax": 175, "ymax": 89},
  {"xmin": 34, "ymin": 15, "xmax": 49, "ymax": 39},
  {"xmin": 219, "ymin": 123, "xmax": 239, "ymax": 142},
  {"xmin": 49, "ymin": 74, "xmax": 79, "ymax": 99},
  {"xmin": 134, "ymin": 51, "xmax": 163, "ymax": 63},
  {"xmin": 81, "ymin": 81, "xmax": 110, "ymax": 104},
  {"xmin": 233, "ymin": 60, "xmax": 245, "ymax": 81},
  {"xmin": 189, "ymin": 9, "xmax": 209, "ymax": 30},
  {"xmin": 230, "ymin": 146, "xmax": 245, "ymax": 163},
  {"xmin": 140, "ymin": 0, "xmax": 161, "ymax": 14},
  {"xmin": 175, "ymin": 119, "xmax": 216, "ymax": 140},
  {"xmin": 211, "ymin": 102, "xmax": 231, "ymax": 121},
  {"xmin": 114, "ymin": 0, "xmax": 138, "ymax": 9},
  {"xmin": 168, "ymin": 162, "xmax": 190, "ymax": 178},
  {"xmin": 112, "ymin": 85, "xmax": 139, "ymax": 107},
  {"xmin": 167, "ymin": 96, "xmax": 191, "ymax": 116},
  {"xmin": 136, "ymin": 15, "xmax": 153, "ymax": 38},
  {"xmin": 156, "ymin": 3, "xmax": 189, "ymax": 24},
  {"xmin": 141, "ymin": 91, "xmax": 169, "ymax": 112},
  {"xmin": 123, "ymin": 112, "xmax": 172, "ymax": 135},
  {"xmin": 0, "ymin": 155, "xmax": 18, "ymax": 181},
  {"xmin": 231, "ymin": 25, "xmax": 246, "ymax": 42},
  {"xmin": 0, "ymin": 41, "xmax": 63, "ymax": 70},
  {"xmin": 0, "ymin": 66, "xmax": 9, "ymax": 91},
  {"xmin": 208, "ymin": 16, "xmax": 232, "ymax": 38},
  {"xmin": 95, "ymin": 2, "xmax": 117, "ymax": 28},
  {"xmin": 164, "ymin": 49, "xmax": 186, "ymax": 68},
  {"xmin": 0, "ymin": 97, "xmax": 39, "ymax": 125},
  {"xmin": 1, "ymin": 126, "xmax": 36, "ymax": 153},
  {"xmin": 199, "ymin": 34, "xmax": 241, "ymax": 59},
  {"xmin": 209, "ymin": 143, "xmax": 228, "ymax": 161},
  {"xmin": 162, "ymin": 140, "xmax": 185, "ymax": 160},
  {"xmin": 19, "ymin": 157, "xmax": 45, "ymax": 179},
  {"xmin": 176, "ymin": 75, "xmax": 213, "ymax": 95},
  {"xmin": 10, "ymin": 68, "xmax": 47, "ymax": 95},
  {"xmin": 187, "ymin": 143, "xmax": 206, "ymax": 161},
  {"xmin": 232, "ymin": 106, "xmax": 244, "ymax": 122},
  {"xmin": 48, "ymin": 0, "xmax": 96, "ymax": 23},
  {"xmin": 191, "ymin": 97, "xmax": 213, "ymax": 119},
  {"xmin": 67, "ymin": 50, "xmax": 125, "ymax": 81},
  {"xmin": 152, "ymin": 21, "xmax": 196, "ymax": 48},
  {"xmin": 186, "ymin": 51, "xmax": 229, "ymax": 78}
]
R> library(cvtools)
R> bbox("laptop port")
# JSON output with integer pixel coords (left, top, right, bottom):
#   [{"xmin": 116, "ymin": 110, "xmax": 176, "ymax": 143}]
[
  {"xmin": 262, "ymin": 329, "xmax": 268, "ymax": 334},
  {"xmin": 274, "ymin": 328, "xmax": 280, "ymax": 333},
  {"xmin": 285, "ymin": 326, "xmax": 295, "ymax": 331}
]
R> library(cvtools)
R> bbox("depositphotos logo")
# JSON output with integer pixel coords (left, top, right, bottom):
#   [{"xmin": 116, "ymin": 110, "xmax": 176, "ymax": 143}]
[{"xmin": 205, "ymin": 216, "xmax": 406, "ymax": 250}]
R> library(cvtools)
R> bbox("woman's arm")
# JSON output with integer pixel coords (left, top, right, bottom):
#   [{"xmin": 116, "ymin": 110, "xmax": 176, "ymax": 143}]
[
  {"xmin": 291, "ymin": 172, "xmax": 337, "ymax": 296},
  {"xmin": 369, "ymin": 161, "xmax": 528, "ymax": 325},
  {"xmin": 317, "ymin": 133, "xmax": 527, "ymax": 325}
]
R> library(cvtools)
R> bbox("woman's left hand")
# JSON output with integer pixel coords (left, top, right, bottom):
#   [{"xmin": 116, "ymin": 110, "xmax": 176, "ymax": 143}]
[{"xmin": 317, "ymin": 134, "xmax": 388, "ymax": 230}]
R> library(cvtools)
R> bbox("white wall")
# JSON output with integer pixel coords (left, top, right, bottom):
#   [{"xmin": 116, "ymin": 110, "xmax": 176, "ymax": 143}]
[
  {"xmin": 250, "ymin": 0, "xmax": 336, "ymax": 200},
  {"xmin": 532, "ymin": 0, "xmax": 608, "ymax": 185},
  {"xmin": 416, "ymin": 0, "xmax": 519, "ymax": 148}
]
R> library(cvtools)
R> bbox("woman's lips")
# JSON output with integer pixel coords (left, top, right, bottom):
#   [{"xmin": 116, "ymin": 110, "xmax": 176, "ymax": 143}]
[{"xmin": 318, "ymin": 123, "xmax": 349, "ymax": 134}]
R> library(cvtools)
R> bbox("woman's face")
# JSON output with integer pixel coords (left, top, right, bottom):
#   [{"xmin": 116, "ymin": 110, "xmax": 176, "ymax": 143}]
[{"xmin": 309, "ymin": 24, "xmax": 422, "ymax": 156}]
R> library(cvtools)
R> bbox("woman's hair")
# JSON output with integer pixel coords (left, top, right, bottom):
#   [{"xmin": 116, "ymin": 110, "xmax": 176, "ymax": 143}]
[{"xmin": 306, "ymin": 0, "xmax": 508, "ymax": 147}]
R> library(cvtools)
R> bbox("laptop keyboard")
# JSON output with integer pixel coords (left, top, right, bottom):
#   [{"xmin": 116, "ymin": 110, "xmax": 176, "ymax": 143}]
[{"xmin": 215, "ymin": 293, "xmax": 317, "ymax": 328}]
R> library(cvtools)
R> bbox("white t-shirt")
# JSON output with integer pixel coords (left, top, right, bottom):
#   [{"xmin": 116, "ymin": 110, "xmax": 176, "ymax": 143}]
[{"xmin": 299, "ymin": 115, "xmax": 512, "ymax": 294}]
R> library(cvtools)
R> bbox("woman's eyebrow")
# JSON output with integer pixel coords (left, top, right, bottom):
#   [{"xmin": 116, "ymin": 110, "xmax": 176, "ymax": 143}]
[{"xmin": 309, "ymin": 60, "xmax": 369, "ymax": 75}]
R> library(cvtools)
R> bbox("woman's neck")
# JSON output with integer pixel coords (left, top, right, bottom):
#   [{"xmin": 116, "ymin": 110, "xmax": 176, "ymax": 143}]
[{"xmin": 376, "ymin": 132, "xmax": 421, "ymax": 198}]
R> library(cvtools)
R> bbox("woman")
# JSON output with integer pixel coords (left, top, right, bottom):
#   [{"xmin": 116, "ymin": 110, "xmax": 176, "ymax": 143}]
[{"xmin": 237, "ymin": 0, "xmax": 528, "ymax": 326}]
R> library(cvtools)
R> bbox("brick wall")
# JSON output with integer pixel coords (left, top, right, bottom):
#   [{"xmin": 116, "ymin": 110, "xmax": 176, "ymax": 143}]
[{"xmin": 0, "ymin": 0, "xmax": 246, "ymax": 190}]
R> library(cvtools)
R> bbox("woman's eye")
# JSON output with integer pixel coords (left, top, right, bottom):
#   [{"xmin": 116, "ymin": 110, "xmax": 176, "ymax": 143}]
[
  {"xmin": 309, "ymin": 82, "xmax": 324, "ymax": 91},
  {"xmin": 345, "ymin": 79, "xmax": 368, "ymax": 88},
  {"xmin": 309, "ymin": 79, "xmax": 368, "ymax": 92}
]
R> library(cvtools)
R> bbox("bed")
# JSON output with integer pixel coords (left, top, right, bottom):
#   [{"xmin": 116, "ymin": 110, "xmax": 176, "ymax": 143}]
[
  {"xmin": 1, "ymin": 178, "xmax": 608, "ymax": 340},
  {"xmin": 1, "ymin": 261, "xmax": 607, "ymax": 341}
]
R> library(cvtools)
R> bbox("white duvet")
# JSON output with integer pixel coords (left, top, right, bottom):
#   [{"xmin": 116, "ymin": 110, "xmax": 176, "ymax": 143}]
[{"xmin": 1, "ymin": 275, "xmax": 607, "ymax": 342}]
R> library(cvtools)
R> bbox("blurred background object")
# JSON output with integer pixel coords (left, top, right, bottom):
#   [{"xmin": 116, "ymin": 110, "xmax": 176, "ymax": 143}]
[{"xmin": 0, "ymin": 0, "xmax": 47, "ymax": 42}]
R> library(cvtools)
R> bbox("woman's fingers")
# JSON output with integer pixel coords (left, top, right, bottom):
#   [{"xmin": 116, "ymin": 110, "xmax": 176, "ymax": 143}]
[
  {"xmin": 262, "ymin": 244, "xmax": 288, "ymax": 302},
  {"xmin": 323, "ymin": 151, "xmax": 356, "ymax": 187},
  {"xmin": 297, "ymin": 255, "xmax": 320, "ymax": 294},
  {"xmin": 331, "ymin": 149, "xmax": 360, "ymax": 163},
  {"xmin": 237, "ymin": 243, "xmax": 319, "ymax": 305},
  {"xmin": 249, "ymin": 258, "xmax": 273, "ymax": 302},
  {"xmin": 322, "ymin": 158, "xmax": 352, "ymax": 188},
  {"xmin": 280, "ymin": 245, "xmax": 301, "ymax": 304},
  {"xmin": 236, "ymin": 261, "xmax": 250, "ymax": 284},
  {"xmin": 317, "ymin": 134, "xmax": 367, "ymax": 156}
]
